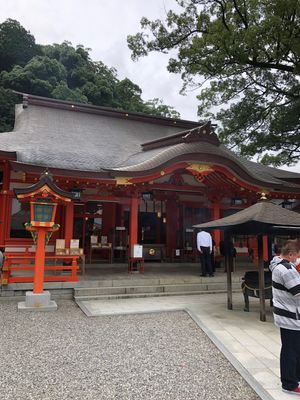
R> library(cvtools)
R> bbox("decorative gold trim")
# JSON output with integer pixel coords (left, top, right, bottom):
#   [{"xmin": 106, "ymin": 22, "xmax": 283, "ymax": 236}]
[
  {"xmin": 186, "ymin": 163, "xmax": 214, "ymax": 173},
  {"xmin": 115, "ymin": 177, "xmax": 132, "ymax": 185},
  {"xmin": 31, "ymin": 221, "xmax": 46, "ymax": 226},
  {"xmin": 258, "ymin": 190, "xmax": 269, "ymax": 200}
]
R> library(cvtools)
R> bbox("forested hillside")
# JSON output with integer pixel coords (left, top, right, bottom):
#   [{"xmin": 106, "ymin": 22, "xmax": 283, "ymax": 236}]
[{"xmin": 0, "ymin": 19, "xmax": 179, "ymax": 133}]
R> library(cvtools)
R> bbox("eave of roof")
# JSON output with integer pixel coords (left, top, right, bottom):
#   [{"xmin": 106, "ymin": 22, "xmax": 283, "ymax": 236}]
[
  {"xmin": 9, "ymin": 161, "xmax": 113, "ymax": 180},
  {"xmin": 0, "ymin": 150, "xmax": 17, "ymax": 160}
]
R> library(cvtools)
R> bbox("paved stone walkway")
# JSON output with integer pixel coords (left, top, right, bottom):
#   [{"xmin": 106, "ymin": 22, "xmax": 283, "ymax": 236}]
[{"xmin": 77, "ymin": 292, "xmax": 289, "ymax": 400}]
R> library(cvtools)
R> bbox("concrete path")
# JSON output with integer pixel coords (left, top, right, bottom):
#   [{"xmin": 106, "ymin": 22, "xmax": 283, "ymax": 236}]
[{"xmin": 77, "ymin": 293, "xmax": 290, "ymax": 400}]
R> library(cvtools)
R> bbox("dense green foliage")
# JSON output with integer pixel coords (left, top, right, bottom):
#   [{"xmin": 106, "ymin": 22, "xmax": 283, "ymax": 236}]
[
  {"xmin": 128, "ymin": 0, "xmax": 300, "ymax": 166},
  {"xmin": 0, "ymin": 19, "xmax": 180, "ymax": 133},
  {"xmin": 0, "ymin": 19, "xmax": 40, "ymax": 71}
]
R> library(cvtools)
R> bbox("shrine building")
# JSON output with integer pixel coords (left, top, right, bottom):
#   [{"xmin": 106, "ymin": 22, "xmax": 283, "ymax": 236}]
[{"xmin": 0, "ymin": 93, "xmax": 299, "ymax": 280}]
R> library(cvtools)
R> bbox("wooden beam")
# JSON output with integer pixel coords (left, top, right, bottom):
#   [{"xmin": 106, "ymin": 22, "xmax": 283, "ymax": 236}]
[
  {"xmin": 257, "ymin": 235, "xmax": 266, "ymax": 322},
  {"xmin": 225, "ymin": 231, "xmax": 233, "ymax": 310},
  {"xmin": 212, "ymin": 202, "xmax": 221, "ymax": 247}
]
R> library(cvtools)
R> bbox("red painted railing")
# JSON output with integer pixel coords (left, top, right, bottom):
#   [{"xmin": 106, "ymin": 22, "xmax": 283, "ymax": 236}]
[{"xmin": 1, "ymin": 253, "xmax": 79, "ymax": 284}]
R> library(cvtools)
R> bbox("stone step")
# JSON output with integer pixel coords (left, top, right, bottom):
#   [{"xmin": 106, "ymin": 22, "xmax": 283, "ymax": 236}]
[
  {"xmin": 74, "ymin": 288, "xmax": 241, "ymax": 301},
  {"xmin": 74, "ymin": 281, "xmax": 242, "ymax": 300},
  {"xmin": 76, "ymin": 276, "xmax": 242, "ymax": 288},
  {"xmin": 1, "ymin": 274, "xmax": 243, "ymax": 299}
]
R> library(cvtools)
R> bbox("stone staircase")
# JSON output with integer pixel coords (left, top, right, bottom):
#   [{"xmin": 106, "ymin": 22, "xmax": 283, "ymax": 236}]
[{"xmin": 74, "ymin": 275, "xmax": 243, "ymax": 301}]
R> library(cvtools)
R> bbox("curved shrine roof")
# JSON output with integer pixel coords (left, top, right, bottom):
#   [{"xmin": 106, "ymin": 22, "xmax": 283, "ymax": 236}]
[{"xmin": 0, "ymin": 94, "xmax": 299, "ymax": 192}]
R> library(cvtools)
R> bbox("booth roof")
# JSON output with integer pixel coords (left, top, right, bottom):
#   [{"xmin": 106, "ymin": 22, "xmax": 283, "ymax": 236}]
[{"xmin": 193, "ymin": 201, "xmax": 300, "ymax": 234}]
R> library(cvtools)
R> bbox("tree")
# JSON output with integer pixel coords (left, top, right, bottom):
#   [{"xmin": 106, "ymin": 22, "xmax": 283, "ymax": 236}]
[
  {"xmin": 81, "ymin": 61, "xmax": 118, "ymax": 106},
  {"xmin": 1, "ymin": 56, "xmax": 67, "ymax": 97},
  {"xmin": 114, "ymin": 78, "xmax": 146, "ymax": 112},
  {"xmin": 0, "ymin": 20, "xmax": 181, "ymax": 133},
  {"xmin": 128, "ymin": 0, "xmax": 300, "ymax": 166},
  {"xmin": 52, "ymin": 82, "xmax": 88, "ymax": 103},
  {"xmin": 143, "ymin": 98, "xmax": 180, "ymax": 119},
  {"xmin": 43, "ymin": 42, "xmax": 95, "ymax": 88},
  {"xmin": 0, "ymin": 19, "xmax": 40, "ymax": 71},
  {"xmin": 0, "ymin": 88, "xmax": 19, "ymax": 132}
]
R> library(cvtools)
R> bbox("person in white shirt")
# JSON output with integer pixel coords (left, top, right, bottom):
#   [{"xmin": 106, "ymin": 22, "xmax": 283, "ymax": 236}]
[{"xmin": 196, "ymin": 230, "xmax": 213, "ymax": 277}]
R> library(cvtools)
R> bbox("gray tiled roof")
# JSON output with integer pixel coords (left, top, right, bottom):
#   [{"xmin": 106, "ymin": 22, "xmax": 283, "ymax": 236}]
[
  {"xmin": 0, "ymin": 100, "xmax": 299, "ymax": 191},
  {"xmin": 0, "ymin": 104, "xmax": 186, "ymax": 171}
]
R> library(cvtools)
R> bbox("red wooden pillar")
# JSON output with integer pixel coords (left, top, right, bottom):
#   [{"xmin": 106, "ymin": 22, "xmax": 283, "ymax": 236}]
[
  {"xmin": 248, "ymin": 236, "xmax": 258, "ymax": 265},
  {"xmin": 33, "ymin": 228, "xmax": 47, "ymax": 293},
  {"xmin": 212, "ymin": 202, "xmax": 221, "ymax": 247},
  {"xmin": 102, "ymin": 203, "xmax": 116, "ymax": 240},
  {"xmin": 0, "ymin": 192, "xmax": 4, "ymax": 245},
  {"xmin": 64, "ymin": 201, "xmax": 74, "ymax": 247},
  {"xmin": 129, "ymin": 197, "xmax": 138, "ymax": 257},
  {"xmin": 166, "ymin": 199, "xmax": 178, "ymax": 258},
  {"xmin": 5, "ymin": 192, "xmax": 13, "ymax": 241}
]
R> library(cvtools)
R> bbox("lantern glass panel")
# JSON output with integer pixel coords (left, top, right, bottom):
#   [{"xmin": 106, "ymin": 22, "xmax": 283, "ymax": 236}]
[{"xmin": 33, "ymin": 202, "xmax": 54, "ymax": 222}]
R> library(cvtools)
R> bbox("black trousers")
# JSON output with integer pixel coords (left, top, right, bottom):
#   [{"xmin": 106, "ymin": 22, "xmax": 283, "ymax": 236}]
[
  {"xmin": 199, "ymin": 246, "xmax": 212, "ymax": 276},
  {"xmin": 280, "ymin": 328, "xmax": 300, "ymax": 390}
]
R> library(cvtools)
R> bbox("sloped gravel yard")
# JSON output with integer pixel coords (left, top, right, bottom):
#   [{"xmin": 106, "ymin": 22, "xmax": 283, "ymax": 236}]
[{"xmin": 0, "ymin": 300, "xmax": 260, "ymax": 400}]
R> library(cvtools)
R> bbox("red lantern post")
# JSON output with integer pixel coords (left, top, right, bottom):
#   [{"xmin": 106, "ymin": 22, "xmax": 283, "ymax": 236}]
[{"xmin": 14, "ymin": 171, "xmax": 75, "ymax": 311}]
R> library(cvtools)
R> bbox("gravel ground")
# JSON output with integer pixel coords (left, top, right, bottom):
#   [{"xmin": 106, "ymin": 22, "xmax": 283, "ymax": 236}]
[{"xmin": 0, "ymin": 300, "xmax": 260, "ymax": 400}]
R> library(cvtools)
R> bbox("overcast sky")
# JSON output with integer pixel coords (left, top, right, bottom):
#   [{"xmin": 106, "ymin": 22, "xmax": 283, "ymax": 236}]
[{"xmin": 0, "ymin": 0, "xmax": 299, "ymax": 173}]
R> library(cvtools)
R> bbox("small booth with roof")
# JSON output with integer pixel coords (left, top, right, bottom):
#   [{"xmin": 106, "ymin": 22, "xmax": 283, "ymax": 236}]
[{"xmin": 194, "ymin": 201, "xmax": 300, "ymax": 321}]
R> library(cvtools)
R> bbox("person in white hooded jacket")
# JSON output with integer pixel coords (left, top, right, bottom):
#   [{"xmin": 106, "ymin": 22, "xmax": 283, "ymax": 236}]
[{"xmin": 269, "ymin": 239, "xmax": 300, "ymax": 395}]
